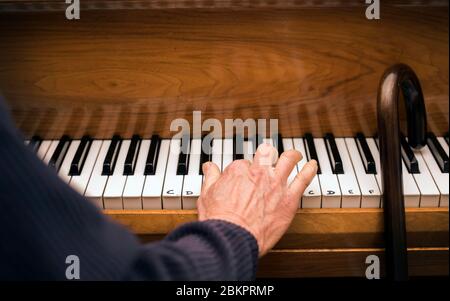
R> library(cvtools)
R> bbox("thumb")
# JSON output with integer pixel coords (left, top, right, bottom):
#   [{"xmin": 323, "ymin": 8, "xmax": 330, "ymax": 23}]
[{"xmin": 202, "ymin": 162, "xmax": 221, "ymax": 193}]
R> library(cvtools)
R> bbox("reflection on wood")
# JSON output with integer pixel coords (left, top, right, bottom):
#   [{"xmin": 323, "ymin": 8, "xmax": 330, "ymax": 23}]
[{"xmin": 0, "ymin": 6, "xmax": 448, "ymax": 138}]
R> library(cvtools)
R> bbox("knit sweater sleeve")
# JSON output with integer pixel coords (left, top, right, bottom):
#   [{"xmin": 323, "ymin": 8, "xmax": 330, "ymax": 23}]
[{"xmin": 0, "ymin": 96, "xmax": 258, "ymax": 280}]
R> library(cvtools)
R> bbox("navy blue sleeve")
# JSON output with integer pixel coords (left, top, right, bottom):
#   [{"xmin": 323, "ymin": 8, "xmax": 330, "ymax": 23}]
[{"xmin": 0, "ymin": 96, "xmax": 258, "ymax": 280}]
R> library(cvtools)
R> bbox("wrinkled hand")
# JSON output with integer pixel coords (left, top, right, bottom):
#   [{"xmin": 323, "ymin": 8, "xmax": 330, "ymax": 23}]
[{"xmin": 197, "ymin": 143, "xmax": 318, "ymax": 257}]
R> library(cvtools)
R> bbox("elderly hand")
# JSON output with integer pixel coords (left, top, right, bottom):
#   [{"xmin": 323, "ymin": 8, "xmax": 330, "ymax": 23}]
[{"xmin": 197, "ymin": 143, "xmax": 318, "ymax": 257}]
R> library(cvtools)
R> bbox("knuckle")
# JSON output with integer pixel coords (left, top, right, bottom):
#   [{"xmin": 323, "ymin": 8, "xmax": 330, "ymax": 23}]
[
  {"xmin": 230, "ymin": 159, "xmax": 250, "ymax": 170},
  {"xmin": 272, "ymin": 176, "xmax": 284, "ymax": 187},
  {"xmin": 249, "ymin": 165, "xmax": 266, "ymax": 178}
]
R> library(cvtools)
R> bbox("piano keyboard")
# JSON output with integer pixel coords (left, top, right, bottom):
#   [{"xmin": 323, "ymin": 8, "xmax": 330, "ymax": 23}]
[{"xmin": 26, "ymin": 132, "xmax": 449, "ymax": 210}]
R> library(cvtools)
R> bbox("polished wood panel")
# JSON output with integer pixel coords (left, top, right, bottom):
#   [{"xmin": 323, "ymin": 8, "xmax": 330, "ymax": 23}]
[
  {"xmin": 111, "ymin": 208, "xmax": 449, "ymax": 277},
  {"xmin": 0, "ymin": 4, "xmax": 448, "ymax": 138},
  {"xmin": 107, "ymin": 208, "xmax": 449, "ymax": 249},
  {"xmin": 257, "ymin": 248, "xmax": 449, "ymax": 277}
]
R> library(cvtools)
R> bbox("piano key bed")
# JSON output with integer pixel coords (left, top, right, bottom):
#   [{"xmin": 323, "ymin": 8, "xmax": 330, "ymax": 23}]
[
  {"xmin": 27, "ymin": 132, "xmax": 450, "ymax": 210},
  {"xmin": 26, "ymin": 133, "xmax": 449, "ymax": 277}
]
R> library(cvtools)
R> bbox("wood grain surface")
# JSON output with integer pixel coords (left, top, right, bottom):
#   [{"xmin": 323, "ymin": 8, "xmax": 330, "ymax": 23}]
[
  {"xmin": 0, "ymin": 4, "xmax": 448, "ymax": 138},
  {"xmin": 112, "ymin": 208, "xmax": 449, "ymax": 277},
  {"xmin": 107, "ymin": 208, "xmax": 449, "ymax": 249},
  {"xmin": 256, "ymin": 247, "xmax": 449, "ymax": 277}
]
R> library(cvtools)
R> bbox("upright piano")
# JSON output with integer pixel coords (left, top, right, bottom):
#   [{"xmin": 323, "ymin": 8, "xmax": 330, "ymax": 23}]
[{"xmin": 0, "ymin": 0, "xmax": 448, "ymax": 277}]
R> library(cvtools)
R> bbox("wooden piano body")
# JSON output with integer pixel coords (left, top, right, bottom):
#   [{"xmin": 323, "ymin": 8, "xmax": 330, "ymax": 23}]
[{"xmin": 0, "ymin": 0, "xmax": 448, "ymax": 277}]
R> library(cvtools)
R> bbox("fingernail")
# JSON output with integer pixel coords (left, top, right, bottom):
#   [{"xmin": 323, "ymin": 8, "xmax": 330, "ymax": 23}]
[
  {"xmin": 309, "ymin": 160, "xmax": 318, "ymax": 172},
  {"xmin": 257, "ymin": 143, "xmax": 271, "ymax": 157},
  {"xmin": 257, "ymin": 144, "xmax": 278, "ymax": 166}
]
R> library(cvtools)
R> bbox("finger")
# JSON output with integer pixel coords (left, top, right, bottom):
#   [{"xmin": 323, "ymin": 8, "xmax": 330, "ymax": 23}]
[
  {"xmin": 221, "ymin": 159, "xmax": 250, "ymax": 177},
  {"xmin": 274, "ymin": 150, "xmax": 302, "ymax": 183},
  {"xmin": 288, "ymin": 160, "xmax": 318, "ymax": 199},
  {"xmin": 201, "ymin": 162, "xmax": 221, "ymax": 193},
  {"xmin": 252, "ymin": 143, "xmax": 278, "ymax": 168}
]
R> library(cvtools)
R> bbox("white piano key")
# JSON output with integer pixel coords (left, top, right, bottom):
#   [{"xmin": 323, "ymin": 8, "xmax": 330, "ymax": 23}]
[
  {"xmin": 335, "ymin": 139, "xmax": 361, "ymax": 208},
  {"xmin": 103, "ymin": 140, "xmax": 130, "ymax": 209},
  {"xmin": 162, "ymin": 139, "xmax": 183, "ymax": 209},
  {"xmin": 366, "ymin": 138, "xmax": 383, "ymax": 192},
  {"xmin": 401, "ymin": 158, "xmax": 421, "ymax": 208},
  {"xmin": 369, "ymin": 137, "xmax": 421, "ymax": 208},
  {"xmin": 419, "ymin": 142, "xmax": 449, "ymax": 207},
  {"xmin": 122, "ymin": 139, "xmax": 150, "ymax": 209},
  {"xmin": 187, "ymin": 139, "xmax": 201, "ymax": 175},
  {"xmin": 243, "ymin": 140, "xmax": 254, "ymax": 162},
  {"xmin": 58, "ymin": 140, "xmax": 80, "ymax": 184},
  {"xmin": 262, "ymin": 138, "xmax": 274, "ymax": 146},
  {"xmin": 37, "ymin": 140, "xmax": 51, "ymax": 160},
  {"xmin": 293, "ymin": 138, "xmax": 322, "ymax": 208},
  {"xmin": 282, "ymin": 138, "xmax": 298, "ymax": 185},
  {"xmin": 85, "ymin": 140, "xmax": 111, "ymax": 208},
  {"xmin": 142, "ymin": 139, "xmax": 170, "ymax": 209},
  {"xmin": 212, "ymin": 139, "xmax": 223, "ymax": 171},
  {"xmin": 411, "ymin": 147, "xmax": 440, "ymax": 207},
  {"xmin": 222, "ymin": 138, "xmax": 233, "ymax": 171},
  {"xmin": 398, "ymin": 137, "xmax": 439, "ymax": 208},
  {"xmin": 315, "ymin": 138, "xmax": 341, "ymax": 208},
  {"xmin": 182, "ymin": 175, "xmax": 202, "ymax": 209},
  {"xmin": 436, "ymin": 137, "xmax": 449, "ymax": 207},
  {"xmin": 70, "ymin": 140, "xmax": 102, "ymax": 197},
  {"xmin": 345, "ymin": 138, "xmax": 381, "ymax": 208},
  {"xmin": 437, "ymin": 137, "xmax": 449, "ymax": 152},
  {"xmin": 42, "ymin": 140, "xmax": 58, "ymax": 164},
  {"xmin": 182, "ymin": 139, "xmax": 202, "ymax": 209}
]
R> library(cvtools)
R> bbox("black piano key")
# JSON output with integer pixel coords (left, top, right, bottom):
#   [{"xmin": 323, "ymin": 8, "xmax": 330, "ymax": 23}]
[
  {"xmin": 49, "ymin": 135, "xmax": 71, "ymax": 171},
  {"xmin": 304, "ymin": 133, "xmax": 321, "ymax": 174},
  {"xmin": 123, "ymin": 135, "xmax": 142, "ymax": 176},
  {"xmin": 400, "ymin": 134, "xmax": 419, "ymax": 173},
  {"xmin": 144, "ymin": 135, "xmax": 161, "ymax": 175},
  {"xmin": 445, "ymin": 132, "xmax": 449, "ymax": 146},
  {"xmin": 177, "ymin": 135, "xmax": 190, "ymax": 175},
  {"xmin": 233, "ymin": 134, "xmax": 244, "ymax": 160},
  {"xmin": 272, "ymin": 133, "xmax": 284, "ymax": 156},
  {"xmin": 69, "ymin": 135, "xmax": 92, "ymax": 176},
  {"xmin": 102, "ymin": 135, "xmax": 122, "ymax": 176},
  {"xmin": 427, "ymin": 132, "xmax": 449, "ymax": 173},
  {"xmin": 199, "ymin": 136, "xmax": 212, "ymax": 175},
  {"xmin": 29, "ymin": 135, "xmax": 42, "ymax": 153},
  {"xmin": 355, "ymin": 133, "xmax": 377, "ymax": 174},
  {"xmin": 324, "ymin": 133, "xmax": 344, "ymax": 174}
]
